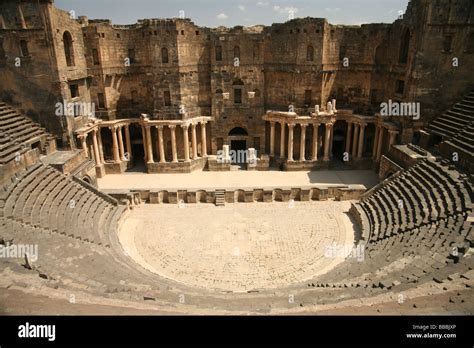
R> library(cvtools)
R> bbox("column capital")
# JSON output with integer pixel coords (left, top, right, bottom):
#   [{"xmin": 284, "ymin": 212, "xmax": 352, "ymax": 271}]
[
  {"xmin": 325, "ymin": 122, "xmax": 333, "ymax": 128},
  {"xmin": 190, "ymin": 123, "xmax": 197, "ymax": 129},
  {"xmin": 200, "ymin": 121, "xmax": 208, "ymax": 126},
  {"xmin": 300, "ymin": 123, "xmax": 307, "ymax": 129},
  {"xmin": 388, "ymin": 129, "xmax": 399, "ymax": 135},
  {"xmin": 181, "ymin": 124, "xmax": 189, "ymax": 130},
  {"xmin": 288, "ymin": 123, "xmax": 295, "ymax": 129},
  {"xmin": 169, "ymin": 124, "xmax": 176, "ymax": 130},
  {"xmin": 156, "ymin": 125, "xmax": 164, "ymax": 130}
]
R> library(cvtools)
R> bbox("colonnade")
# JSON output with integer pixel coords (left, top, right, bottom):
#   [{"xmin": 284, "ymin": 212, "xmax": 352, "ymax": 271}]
[
  {"xmin": 268, "ymin": 120, "xmax": 398, "ymax": 162},
  {"xmin": 269, "ymin": 121, "xmax": 333, "ymax": 162},
  {"xmin": 345, "ymin": 121, "xmax": 367, "ymax": 160},
  {"xmin": 78, "ymin": 121, "xmax": 208, "ymax": 166},
  {"xmin": 78, "ymin": 118, "xmax": 398, "ymax": 168},
  {"xmin": 141, "ymin": 121, "xmax": 208, "ymax": 163}
]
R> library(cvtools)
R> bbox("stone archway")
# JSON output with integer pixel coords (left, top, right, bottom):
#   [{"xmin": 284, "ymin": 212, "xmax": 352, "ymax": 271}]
[
  {"xmin": 228, "ymin": 127, "xmax": 248, "ymax": 136},
  {"xmin": 228, "ymin": 127, "xmax": 249, "ymax": 165}
]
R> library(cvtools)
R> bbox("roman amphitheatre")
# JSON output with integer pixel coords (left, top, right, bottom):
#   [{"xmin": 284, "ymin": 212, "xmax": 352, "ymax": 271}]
[{"xmin": 0, "ymin": 0, "xmax": 473, "ymax": 315}]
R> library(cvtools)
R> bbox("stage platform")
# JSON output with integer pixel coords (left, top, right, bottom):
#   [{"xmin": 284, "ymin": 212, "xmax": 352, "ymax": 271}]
[{"xmin": 97, "ymin": 169, "xmax": 379, "ymax": 191}]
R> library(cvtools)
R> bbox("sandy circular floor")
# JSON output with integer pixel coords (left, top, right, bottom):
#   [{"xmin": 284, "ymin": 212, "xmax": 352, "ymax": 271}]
[{"xmin": 118, "ymin": 201, "xmax": 355, "ymax": 292}]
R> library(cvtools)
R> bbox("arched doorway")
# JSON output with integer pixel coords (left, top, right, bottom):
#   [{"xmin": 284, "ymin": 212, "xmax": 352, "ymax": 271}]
[
  {"xmin": 229, "ymin": 127, "xmax": 248, "ymax": 151},
  {"xmin": 229, "ymin": 127, "xmax": 247, "ymax": 136},
  {"xmin": 228, "ymin": 127, "xmax": 248, "ymax": 165}
]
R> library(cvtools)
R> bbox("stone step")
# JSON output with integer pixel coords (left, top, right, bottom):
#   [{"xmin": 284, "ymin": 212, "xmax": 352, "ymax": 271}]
[{"xmin": 215, "ymin": 189, "xmax": 225, "ymax": 206}]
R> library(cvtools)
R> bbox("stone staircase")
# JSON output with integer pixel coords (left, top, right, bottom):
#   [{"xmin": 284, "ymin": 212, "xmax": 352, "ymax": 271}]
[
  {"xmin": 215, "ymin": 189, "xmax": 225, "ymax": 206},
  {"xmin": 1, "ymin": 162, "xmax": 127, "ymax": 247},
  {"xmin": 0, "ymin": 101, "xmax": 53, "ymax": 165},
  {"xmin": 352, "ymin": 156, "xmax": 473, "ymax": 242},
  {"xmin": 443, "ymin": 123, "xmax": 474, "ymax": 157},
  {"xmin": 315, "ymin": 210, "xmax": 473, "ymax": 290},
  {"xmin": 428, "ymin": 91, "xmax": 474, "ymax": 140}
]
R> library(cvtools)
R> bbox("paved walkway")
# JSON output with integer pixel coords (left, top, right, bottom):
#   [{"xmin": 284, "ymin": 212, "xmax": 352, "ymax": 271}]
[
  {"xmin": 119, "ymin": 201, "xmax": 355, "ymax": 292},
  {"xmin": 98, "ymin": 169, "xmax": 379, "ymax": 190}
]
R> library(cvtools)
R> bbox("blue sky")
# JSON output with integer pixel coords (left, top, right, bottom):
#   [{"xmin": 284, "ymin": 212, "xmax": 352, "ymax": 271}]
[{"xmin": 56, "ymin": 0, "xmax": 410, "ymax": 27}]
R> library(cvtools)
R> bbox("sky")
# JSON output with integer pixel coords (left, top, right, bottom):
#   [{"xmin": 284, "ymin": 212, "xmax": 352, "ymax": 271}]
[{"xmin": 55, "ymin": 0, "xmax": 410, "ymax": 27}]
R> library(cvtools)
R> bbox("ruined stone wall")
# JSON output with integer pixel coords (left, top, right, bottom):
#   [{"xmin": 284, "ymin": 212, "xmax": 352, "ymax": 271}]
[
  {"xmin": 331, "ymin": 24, "xmax": 389, "ymax": 112},
  {"xmin": 1, "ymin": 0, "xmax": 473, "ymax": 154},
  {"xmin": 208, "ymin": 26, "xmax": 265, "ymax": 154},
  {"xmin": 83, "ymin": 19, "xmax": 212, "ymax": 120},
  {"xmin": 264, "ymin": 19, "xmax": 325, "ymax": 111},
  {"xmin": 409, "ymin": 0, "xmax": 474, "ymax": 122},
  {"xmin": 0, "ymin": 0, "xmax": 93, "ymax": 147},
  {"xmin": 49, "ymin": 5, "xmax": 91, "ymax": 146},
  {"xmin": 0, "ymin": 1, "xmax": 60, "ymax": 136},
  {"xmin": 176, "ymin": 21, "xmax": 211, "ymax": 119},
  {"xmin": 362, "ymin": 0, "xmax": 473, "ymax": 143}
]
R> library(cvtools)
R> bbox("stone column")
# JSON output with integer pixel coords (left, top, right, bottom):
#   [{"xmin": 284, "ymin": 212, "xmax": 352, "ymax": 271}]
[
  {"xmin": 110, "ymin": 127, "xmax": 120, "ymax": 162},
  {"xmin": 18, "ymin": 4, "xmax": 27, "ymax": 29},
  {"xmin": 280, "ymin": 122, "xmax": 286, "ymax": 158},
  {"xmin": 182, "ymin": 125, "xmax": 190, "ymax": 162},
  {"xmin": 191, "ymin": 124, "xmax": 198, "ymax": 159},
  {"xmin": 287, "ymin": 124, "xmax": 295, "ymax": 161},
  {"xmin": 97, "ymin": 129, "xmax": 105, "ymax": 163},
  {"xmin": 299, "ymin": 124, "xmax": 307, "ymax": 161},
  {"xmin": 80, "ymin": 134, "xmax": 89, "ymax": 157},
  {"xmin": 157, "ymin": 125, "xmax": 166, "ymax": 163},
  {"xmin": 117, "ymin": 126, "xmax": 125, "ymax": 160},
  {"xmin": 125, "ymin": 125, "xmax": 132, "ymax": 159},
  {"xmin": 170, "ymin": 125, "xmax": 178, "ymax": 163},
  {"xmin": 92, "ymin": 130, "xmax": 101, "ymax": 166},
  {"xmin": 141, "ymin": 126, "xmax": 148, "ymax": 162},
  {"xmin": 329, "ymin": 124, "xmax": 334, "ymax": 158},
  {"xmin": 345, "ymin": 122, "xmax": 352, "ymax": 155},
  {"xmin": 357, "ymin": 124, "xmax": 366, "ymax": 159},
  {"xmin": 376, "ymin": 127, "xmax": 384, "ymax": 161},
  {"xmin": 270, "ymin": 121, "xmax": 276, "ymax": 156},
  {"xmin": 372, "ymin": 126, "xmax": 380, "ymax": 159},
  {"xmin": 323, "ymin": 123, "xmax": 332, "ymax": 161},
  {"xmin": 311, "ymin": 123, "xmax": 319, "ymax": 161},
  {"xmin": 351, "ymin": 123, "xmax": 359, "ymax": 159},
  {"xmin": 145, "ymin": 125, "xmax": 154, "ymax": 163},
  {"xmin": 389, "ymin": 130, "xmax": 397, "ymax": 147},
  {"xmin": 200, "ymin": 122, "xmax": 207, "ymax": 156}
]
